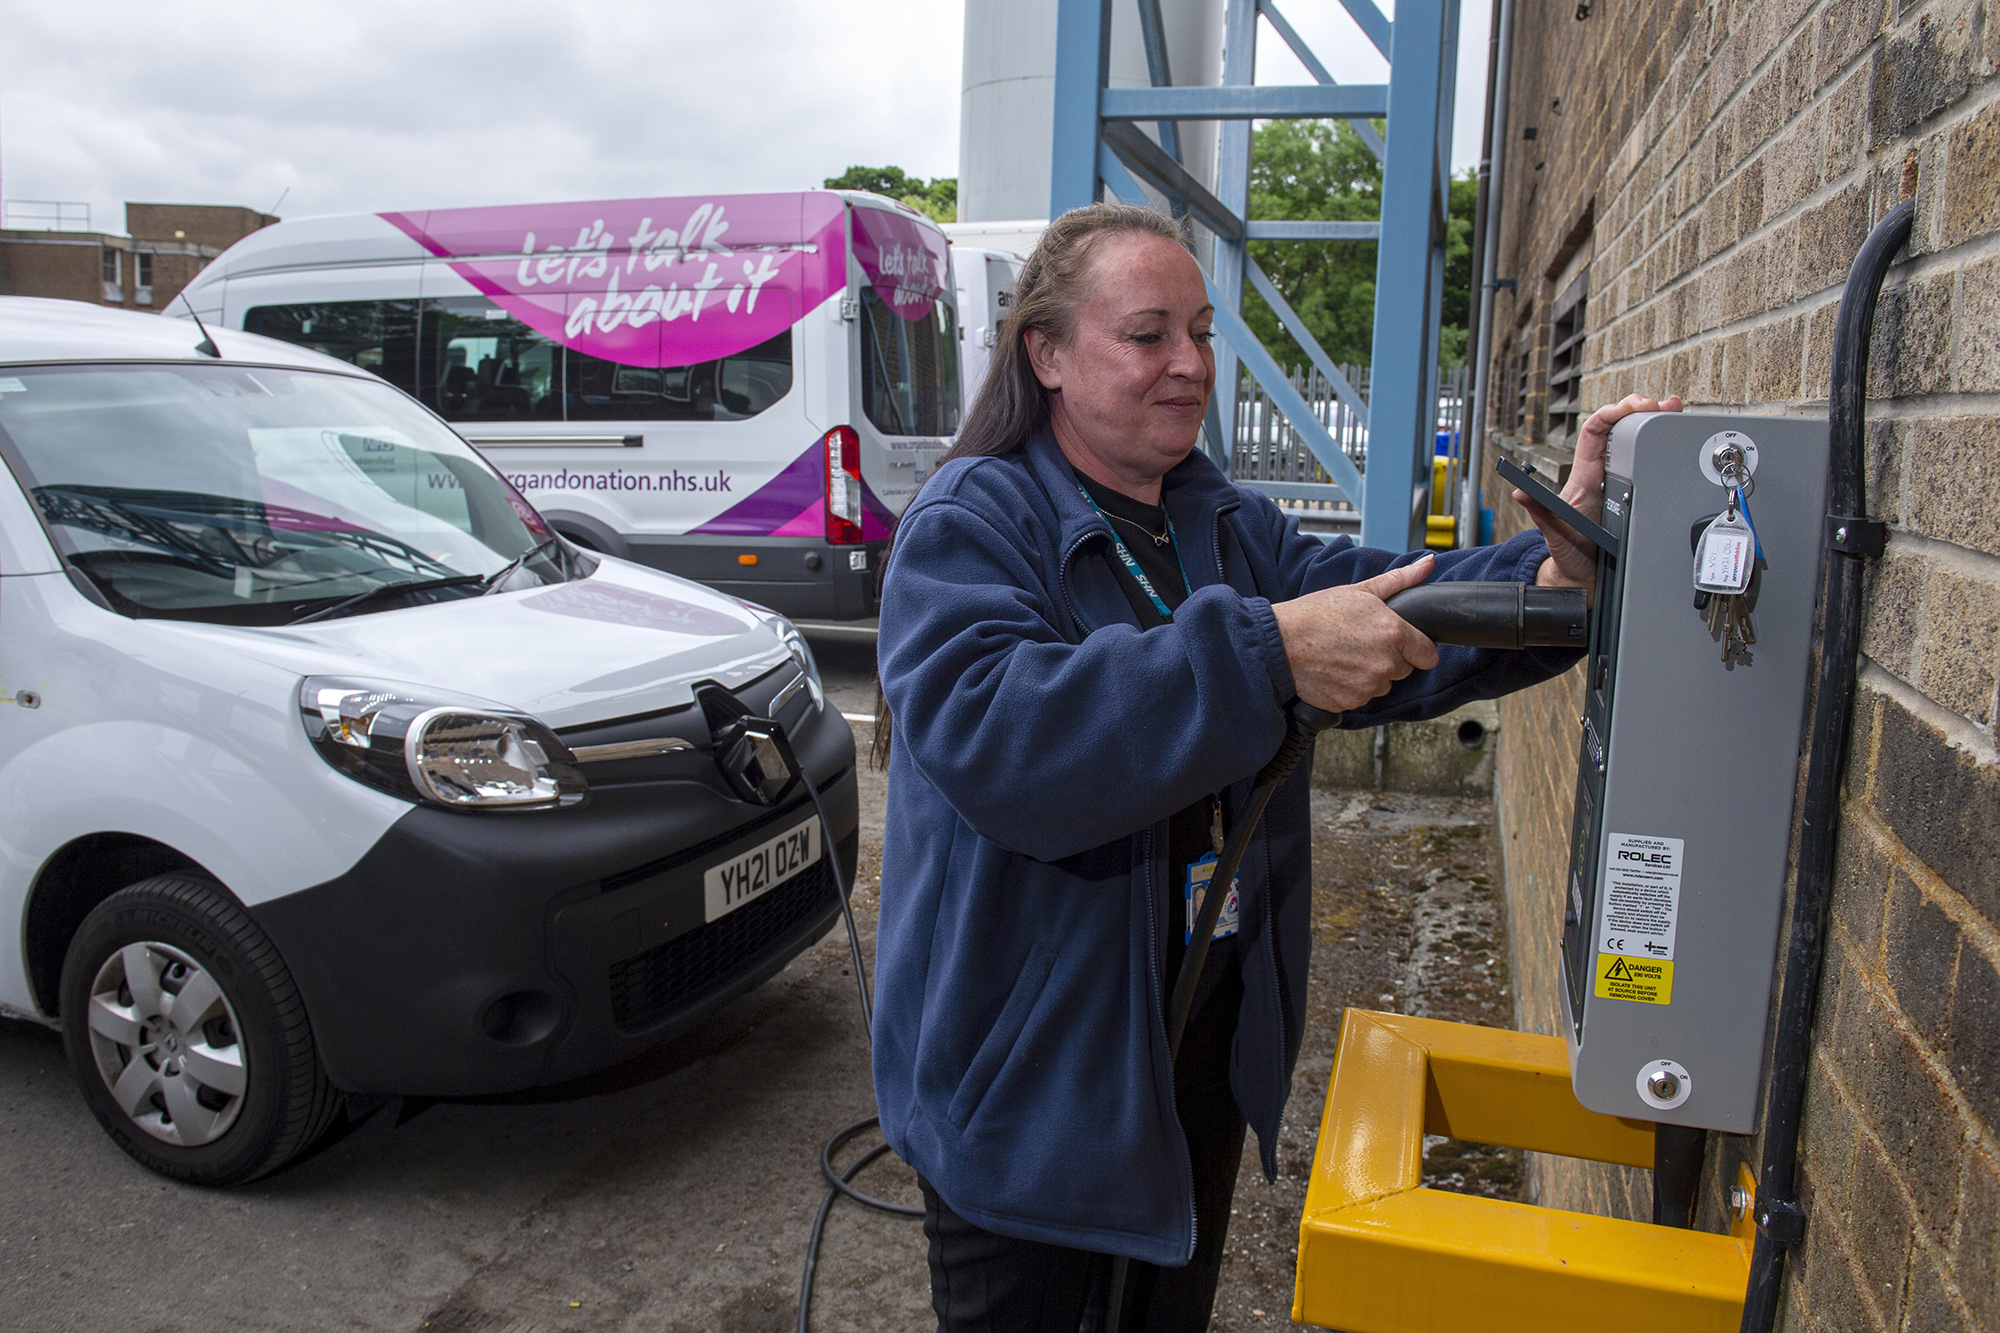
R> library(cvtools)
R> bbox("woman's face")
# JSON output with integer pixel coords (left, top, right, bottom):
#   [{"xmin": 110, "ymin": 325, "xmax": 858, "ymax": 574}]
[{"xmin": 1025, "ymin": 232, "xmax": 1215, "ymax": 494}]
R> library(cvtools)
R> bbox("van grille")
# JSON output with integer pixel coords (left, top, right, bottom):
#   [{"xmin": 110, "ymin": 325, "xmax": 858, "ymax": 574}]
[{"xmin": 607, "ymin": 862, "xmax": 836, "ymax": 1033}]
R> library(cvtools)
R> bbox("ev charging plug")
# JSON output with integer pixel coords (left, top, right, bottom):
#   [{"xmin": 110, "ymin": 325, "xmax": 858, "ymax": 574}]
[{"xmin": 1384, "ymin": 581, "xmax": 1591, "ymax": 650}]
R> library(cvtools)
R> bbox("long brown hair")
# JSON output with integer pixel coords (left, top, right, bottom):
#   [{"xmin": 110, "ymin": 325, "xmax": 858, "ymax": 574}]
[{"xmin": 869, "ymin": 203, "xmax": 1196, "ymax": 767}]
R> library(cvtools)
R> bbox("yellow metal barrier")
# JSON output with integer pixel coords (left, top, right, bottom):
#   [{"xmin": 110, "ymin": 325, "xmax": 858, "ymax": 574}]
[{"xmin": 1293, "ymin": 1010, "xmax": 1751, "ymax": 1332}]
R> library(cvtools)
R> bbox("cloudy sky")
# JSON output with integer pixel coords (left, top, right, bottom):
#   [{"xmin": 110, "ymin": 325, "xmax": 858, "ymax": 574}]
[{"xmin": 0, "ymin": 0, "xmax": 1490, "ymax": 234}]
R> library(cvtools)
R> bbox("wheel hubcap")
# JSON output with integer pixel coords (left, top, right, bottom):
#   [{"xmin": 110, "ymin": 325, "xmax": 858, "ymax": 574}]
[{"xmin": 86, "ymin": 942, "xmax": 247, "ymax": 1147}]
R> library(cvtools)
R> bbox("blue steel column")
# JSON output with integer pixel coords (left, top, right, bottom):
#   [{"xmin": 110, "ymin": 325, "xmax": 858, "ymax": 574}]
[
  {"xmin": 1050, "ymin": 0, "xmax": 1114, "ymax": 216},
  {"xmin": 1207, "ymin": 0, "xmax": 1257, "ymax": 474},
  {"xmin": 1361, "ymin": 0, "xmax": 1452, "ymax": 551}
]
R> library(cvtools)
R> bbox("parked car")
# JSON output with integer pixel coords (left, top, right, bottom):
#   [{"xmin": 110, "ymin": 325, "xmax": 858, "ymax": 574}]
[{"xmin": 0, "ymin": 297, "xmax": 856, "ymax": 1184}]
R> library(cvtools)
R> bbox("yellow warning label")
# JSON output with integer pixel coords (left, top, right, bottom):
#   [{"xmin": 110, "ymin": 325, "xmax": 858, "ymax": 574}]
[{"xmin": 1595, "ymin": 953, "xmax": 1674, "ymax": 1004}]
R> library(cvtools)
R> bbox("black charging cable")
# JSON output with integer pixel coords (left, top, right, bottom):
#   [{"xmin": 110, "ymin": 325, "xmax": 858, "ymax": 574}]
[
  {"xmin": 1104, "ymin": 699, "xmax": 1341, "ymax": 1333},
  {"xmin": 747, "ymin": 720, "xmax": 924, "ymax": 1333},
  {"xmin": 763, "ymin": 697, "xmax": 1339, "ymax": 1333}
]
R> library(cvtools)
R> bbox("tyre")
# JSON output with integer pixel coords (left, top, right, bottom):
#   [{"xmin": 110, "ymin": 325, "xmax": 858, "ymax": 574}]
[{"xmin": 59, "ymin": 873, "xmax": 341, "ymax": 1185}]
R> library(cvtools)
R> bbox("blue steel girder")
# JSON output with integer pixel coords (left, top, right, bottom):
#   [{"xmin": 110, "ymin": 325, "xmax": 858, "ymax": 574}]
[
  {"xmin": 1337, "ymin": 0, "xmax": 1395, "ymax": 58},
  {"xmin": 1136, "ymin": 0, "xmax": 1184, "ymax": 163},
  {"xmin": 1051, "ymin": 0, "xmax": 1459, "ymax": 551},
  {"xmin": 1099, "ymin": 147, "xmax": 1361, "ymax": 504},
  {"xmin": 1103, "ymin": 120, "xmax": 1243, "ymax": 239},
  {"xmin": 1209, "ymin": 0, "xmax": 1258, "ymax": 473},
  {"xmin": 1100, "ymin": 85, "xmax": 1388, "ymax": 120},
  {"xmin": 1361, "ymin": 0, "xmax": 1458, "ymax": 551},
  {"xmin": 1245, "ymin": 220, "xmax": 1381, "ymax": 240},
  {"xmin": 1255, "ymin": 0, "xmax": 1386, "ymax": 161}
]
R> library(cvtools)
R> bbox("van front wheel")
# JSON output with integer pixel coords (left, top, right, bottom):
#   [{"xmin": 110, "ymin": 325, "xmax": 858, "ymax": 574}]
[{"xmin": 59, "ymin": 873, "xmax": 340, "ymax": 1185}]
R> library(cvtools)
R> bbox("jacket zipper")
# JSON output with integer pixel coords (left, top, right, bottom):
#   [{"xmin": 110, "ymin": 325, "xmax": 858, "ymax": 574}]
[
  {"xmin": 1066, "ymin": 498, "xmax": 1224, "ymax": 1261},
  {"xmin": 1143, "ymin": 823, "xmax": 1199, "ymax": 1259},
  {"xmin": 1212, "ymin": 501, "xmax": 1292, "ymax": 1154},
  {"xmin": 1066, "ymin": 532, "xmax": 1198, "ymax": 1261}
]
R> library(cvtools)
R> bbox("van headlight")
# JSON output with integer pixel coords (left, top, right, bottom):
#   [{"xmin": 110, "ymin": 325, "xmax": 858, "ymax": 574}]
[
  {"xmin": 299, "ymin": 677, "xmax": 587, "ymax": 810},
  {"xmin": 742, "ymin": 603, "xmax": 823, "ymax": 713}
]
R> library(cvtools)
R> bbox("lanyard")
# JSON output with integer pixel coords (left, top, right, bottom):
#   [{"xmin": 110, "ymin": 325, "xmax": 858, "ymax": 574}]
[{"xmin": 1076, "ymin": 481, "xmax": 1194, "ymax": 621}]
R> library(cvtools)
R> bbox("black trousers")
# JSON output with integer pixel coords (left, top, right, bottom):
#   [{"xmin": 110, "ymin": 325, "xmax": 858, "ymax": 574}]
[{"xmin": 919, "ymin": 961, "xmax": 1248, "ymax": 1333}]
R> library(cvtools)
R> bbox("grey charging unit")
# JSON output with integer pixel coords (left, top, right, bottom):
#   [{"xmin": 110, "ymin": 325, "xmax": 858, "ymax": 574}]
[{"xmin": 1518, "ymin": 412, "xmax": 1829, "ymax": 1133}]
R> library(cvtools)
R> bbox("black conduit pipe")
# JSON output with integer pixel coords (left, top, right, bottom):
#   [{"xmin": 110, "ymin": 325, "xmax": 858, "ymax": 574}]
[{"xmin": 1738, "ymin": 198, "xmax": 1912, "ymax": 1333}]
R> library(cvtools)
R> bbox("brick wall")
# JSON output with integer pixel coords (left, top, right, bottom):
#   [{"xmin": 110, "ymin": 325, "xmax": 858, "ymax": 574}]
[
  {"xmin": 1485, "ymin": 0, "xmax": 2000, "ymax": 1325},
  {"xmin": 1, "ymin": 203, "xmax": 268, "ymax": 312}
]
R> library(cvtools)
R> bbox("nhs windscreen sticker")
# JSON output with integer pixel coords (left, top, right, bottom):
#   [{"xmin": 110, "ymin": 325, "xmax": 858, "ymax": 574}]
[
  {"xmin": 381, "ymin": 193, "xmax": 846, "ymax": 368},
  {"xmin": 851, "ymin": 206, "xmax": 948, "ymax": 320}
]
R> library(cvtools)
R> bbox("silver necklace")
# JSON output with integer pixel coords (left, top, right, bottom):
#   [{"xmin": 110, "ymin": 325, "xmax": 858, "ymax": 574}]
[{"xmin": 1107, "ymin": 509, "xmax": 1171, "ymax": 546}]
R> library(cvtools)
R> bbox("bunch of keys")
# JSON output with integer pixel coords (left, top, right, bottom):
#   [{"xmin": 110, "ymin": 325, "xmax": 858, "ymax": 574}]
[{"xmin": 1693, "ymin": 488, "xmax": 1758, "ymax": 664}]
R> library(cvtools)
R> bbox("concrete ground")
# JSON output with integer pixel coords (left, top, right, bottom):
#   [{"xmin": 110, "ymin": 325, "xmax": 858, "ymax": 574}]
[{"xmin": 0, "ymin": 632, "xmax": 1518, "ymax": 1332}]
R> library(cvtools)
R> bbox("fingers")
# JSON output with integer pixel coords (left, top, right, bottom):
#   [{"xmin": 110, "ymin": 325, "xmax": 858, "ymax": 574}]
[
  {"xmin": 1397, "ymin": 617, "xmax": 1441, "ymax": 671},
  {"xmin": 1353, "ymin": 552, "xmax": 1435, "ymax": 600}
]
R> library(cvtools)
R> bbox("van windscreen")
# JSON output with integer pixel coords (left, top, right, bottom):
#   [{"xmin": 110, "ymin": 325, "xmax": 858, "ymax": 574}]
[
  {"xmin": 858, "ymin": 289, "xmax": 960, "ymax": 438},
  {"xmin": 0, "ymin": 364, "xmax": 577, "ymax": 626}
]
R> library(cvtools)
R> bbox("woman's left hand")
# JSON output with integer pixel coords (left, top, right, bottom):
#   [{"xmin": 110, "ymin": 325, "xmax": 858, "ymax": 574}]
[{"xmin": 1526, "ymin": 392, "xmax": 1683, "ymax": 589}]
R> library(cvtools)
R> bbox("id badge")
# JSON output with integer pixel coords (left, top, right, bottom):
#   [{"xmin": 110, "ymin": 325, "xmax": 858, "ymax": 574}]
[{"xmin": 1185, "ymin": 853, "xmax": 1242, "ymax": 944}]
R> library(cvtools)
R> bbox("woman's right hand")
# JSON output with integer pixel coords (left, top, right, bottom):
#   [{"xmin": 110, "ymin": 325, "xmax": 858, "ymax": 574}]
[{"xmin": 1271, "ymin": 556, "xmax": 1440, "ymax": 713}]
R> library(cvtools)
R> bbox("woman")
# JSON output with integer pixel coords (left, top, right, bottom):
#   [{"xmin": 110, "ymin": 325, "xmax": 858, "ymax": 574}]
[{"xmin": 873, "ymin": 203, "xmax": 1676, "ymax": 1332}]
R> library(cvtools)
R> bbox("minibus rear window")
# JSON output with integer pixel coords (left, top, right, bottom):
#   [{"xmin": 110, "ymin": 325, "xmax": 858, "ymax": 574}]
[{"xmin": 858, "ymin": 289, "xmax": 961, "ymax": 438}]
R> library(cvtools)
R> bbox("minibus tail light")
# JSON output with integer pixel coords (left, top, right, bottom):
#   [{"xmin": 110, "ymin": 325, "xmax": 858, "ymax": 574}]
[{"xmin": 823, "ymin": 425, "xmax": 864, "ymax": 545}]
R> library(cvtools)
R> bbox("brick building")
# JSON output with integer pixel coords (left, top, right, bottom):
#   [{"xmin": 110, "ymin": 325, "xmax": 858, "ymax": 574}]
[
  {"xmin": 0, "ymin": 202, "xmax": 275, "ymax": 313},
  {"xmin": 1481, "ymin": 0, "xmax": 1998, "ymax": 1326}
]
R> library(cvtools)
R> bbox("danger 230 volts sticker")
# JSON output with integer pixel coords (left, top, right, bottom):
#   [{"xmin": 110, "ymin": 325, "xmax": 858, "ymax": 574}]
[{"xmin": 1594, "ymin": 833, "xmax": 1683, "ymax": 1005}]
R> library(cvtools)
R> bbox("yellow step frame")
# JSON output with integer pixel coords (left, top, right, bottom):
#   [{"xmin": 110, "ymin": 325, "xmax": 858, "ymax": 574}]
[{"xmin": 1293, "ymin": 1010, "xmax": 1751, "ymax": 1332}]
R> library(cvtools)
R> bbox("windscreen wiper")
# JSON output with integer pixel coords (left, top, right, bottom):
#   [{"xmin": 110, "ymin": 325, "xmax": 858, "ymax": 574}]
[
  {"xmin": 480, "ymin": 536, "xmax": 561, "ymax": 595},
  {"xmin": 286, "ymin": 574, "xmax": 486, "ymax": 625}
]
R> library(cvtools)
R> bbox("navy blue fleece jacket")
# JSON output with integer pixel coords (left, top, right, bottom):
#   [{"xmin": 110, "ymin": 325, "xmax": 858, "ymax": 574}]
[{"xmin": 871, "ymin": 426, "xmax": 1575, "ymax": 1265}]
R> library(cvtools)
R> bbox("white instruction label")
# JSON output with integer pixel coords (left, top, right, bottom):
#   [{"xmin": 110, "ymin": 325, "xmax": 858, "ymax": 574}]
[{"xmin": 1601, "ymin": 833, "xmax": 1683, "ymax": 961}]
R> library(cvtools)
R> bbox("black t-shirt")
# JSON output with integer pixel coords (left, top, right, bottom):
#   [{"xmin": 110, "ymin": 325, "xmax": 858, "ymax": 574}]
[{"xmin": 1076, "ymin": 472, "xmax": 1233, "ymax": 1007}]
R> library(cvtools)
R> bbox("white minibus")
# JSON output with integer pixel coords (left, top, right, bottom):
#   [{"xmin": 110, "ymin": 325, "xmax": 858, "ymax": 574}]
[
  {"xmin": 178, "ymin": 191, "xmax": 962, "ymax": 620},
  {"xmin": 951, "ymin": 246, "xmax": 1025, "ymax": 415}
]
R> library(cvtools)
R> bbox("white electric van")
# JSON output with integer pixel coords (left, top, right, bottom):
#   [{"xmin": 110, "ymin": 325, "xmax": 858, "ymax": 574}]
[
  {"xmin": 0, "ymin": 298, "xmax": 857, "ymax": 1184},
  {"xmin": 177, "ymin": 191, "xmax": 962, "ymax": 621}
]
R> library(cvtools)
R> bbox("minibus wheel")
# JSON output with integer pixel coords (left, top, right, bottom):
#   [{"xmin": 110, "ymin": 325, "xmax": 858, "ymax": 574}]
[{"xmin": 59, "ymin": 873, "xmax": 341, "ymax": 1186}]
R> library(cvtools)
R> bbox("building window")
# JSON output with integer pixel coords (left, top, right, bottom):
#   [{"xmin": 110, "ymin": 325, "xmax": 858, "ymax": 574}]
[
  {"xmin": 101, "ymin": 249, "xmax": 122, "ymax": 304},
  {"xmin": 134, "ymin": 253, "xmax": 154, "ymax": 307},
  {"xmin": 1546, "ymin": 270, "xmax": 1589, "ymax": 448}
]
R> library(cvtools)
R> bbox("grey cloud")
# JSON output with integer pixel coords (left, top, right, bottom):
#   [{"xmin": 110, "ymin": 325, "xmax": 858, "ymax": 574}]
[{"xmin": 1, "ymin": 0, "xmax": 963, "ymax": 229}]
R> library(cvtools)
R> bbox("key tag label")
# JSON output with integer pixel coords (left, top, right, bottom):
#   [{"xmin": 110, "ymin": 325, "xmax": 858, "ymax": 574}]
[{"xmin": 1694, "ymin": 511, "xmax": 1754, "ymax": 594}]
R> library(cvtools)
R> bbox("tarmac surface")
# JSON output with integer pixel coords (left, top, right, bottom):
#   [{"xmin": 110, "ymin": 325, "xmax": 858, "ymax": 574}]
[{"xmin": 0, "ymin": 631, "xmax": 1518, "ymax": 1331}]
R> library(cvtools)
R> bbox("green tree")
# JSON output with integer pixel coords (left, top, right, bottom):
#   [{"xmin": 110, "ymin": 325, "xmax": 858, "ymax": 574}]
[
  {"xmin": 823, "ymin": 166, "xmax": 958, "ymax": 224},
  {"xmin": 1243, "ymin": 121, "xmax": 1476, "ymax": 369}
]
